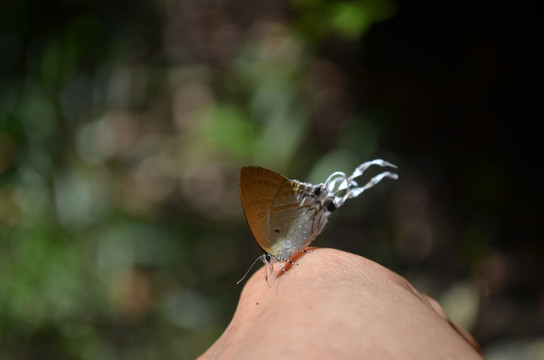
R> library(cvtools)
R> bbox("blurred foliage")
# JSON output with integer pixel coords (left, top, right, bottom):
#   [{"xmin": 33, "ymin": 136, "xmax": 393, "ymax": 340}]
[{"xmin": 1, "ymin": 0, "xmax": 542, "ymax": 359}]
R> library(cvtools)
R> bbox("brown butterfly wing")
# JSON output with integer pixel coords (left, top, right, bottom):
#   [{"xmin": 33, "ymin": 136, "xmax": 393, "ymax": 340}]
[
  {"xmin": 239, "ymin": 166, "xmax": 288, "ymax": 254},
  {"xmin": 269, "ymin": 179, "xmax": 316, "ymax": 252}
]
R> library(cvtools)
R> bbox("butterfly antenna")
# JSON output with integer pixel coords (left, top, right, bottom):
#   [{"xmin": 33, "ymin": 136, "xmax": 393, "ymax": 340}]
[{"xmin": 236, "ymin": 255, "xmax": 263, "ymax": 285}]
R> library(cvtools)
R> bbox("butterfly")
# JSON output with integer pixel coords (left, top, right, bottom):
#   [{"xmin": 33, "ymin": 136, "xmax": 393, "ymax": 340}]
[{"xmin": 237, "ymin": 159, "xmax": 398, "ymax": 284}]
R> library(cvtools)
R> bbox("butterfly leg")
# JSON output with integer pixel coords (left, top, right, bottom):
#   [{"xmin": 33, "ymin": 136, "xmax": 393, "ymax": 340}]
[
  {"xmin": 264, "ymin": 263, "xmax": 271, "ymax": 285},
  {"xmin": 273, "ymin": 256, "xmax": 299, "ymax": 276}
]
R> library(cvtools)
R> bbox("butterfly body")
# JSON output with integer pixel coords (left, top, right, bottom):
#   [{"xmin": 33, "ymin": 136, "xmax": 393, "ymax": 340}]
[{"xmin": 239, "ymin": 167, "xmax": 333, "ymax": 262}]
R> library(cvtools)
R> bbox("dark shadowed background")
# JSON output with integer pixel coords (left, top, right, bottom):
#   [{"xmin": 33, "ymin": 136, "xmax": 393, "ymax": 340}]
[{"xmin": 1, "ymin": 0, "xmax": 542, "ymax": 358}]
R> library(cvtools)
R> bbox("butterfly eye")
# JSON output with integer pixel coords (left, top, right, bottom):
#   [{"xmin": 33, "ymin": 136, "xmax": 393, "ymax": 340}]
[
  {"xmin": 274, "ymin": 228, "xmax": 281, "ymax": 233},
  {"xmin": 323, "ymin": 199, "xmax": 336, "ymax": 212}
]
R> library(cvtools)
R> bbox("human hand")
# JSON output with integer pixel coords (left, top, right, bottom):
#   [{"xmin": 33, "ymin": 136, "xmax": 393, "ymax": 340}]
[{"xmin": 200, "ymin": 248, "xmax": 482, "ymax": 359}]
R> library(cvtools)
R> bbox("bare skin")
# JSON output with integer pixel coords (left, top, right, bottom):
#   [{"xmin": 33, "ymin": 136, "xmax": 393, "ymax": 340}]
[{"xmin": 200, "ymin": 248, "xmax": 482, "ymax": 360}]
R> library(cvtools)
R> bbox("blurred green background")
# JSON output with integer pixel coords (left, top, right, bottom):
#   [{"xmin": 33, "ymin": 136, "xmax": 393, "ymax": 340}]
[{"xmin": 1, "ymin": 0, "xmax": 542, "ymax": 359}]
